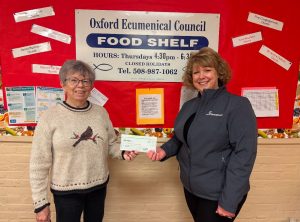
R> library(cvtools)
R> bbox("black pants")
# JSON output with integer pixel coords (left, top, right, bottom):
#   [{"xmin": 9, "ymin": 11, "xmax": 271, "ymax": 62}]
[
  {"xmin": 53, "ymin": 186, "xmax": 107, "ymax": 222},
  {"xmin": 184, "ymin": 188, "xmax": 247, "ymax": 222}
]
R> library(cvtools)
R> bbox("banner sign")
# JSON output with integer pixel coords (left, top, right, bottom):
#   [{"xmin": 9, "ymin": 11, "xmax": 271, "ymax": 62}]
[{"xmin": 75, "ymin": 10, "xmax": 220, "ymax": 82}]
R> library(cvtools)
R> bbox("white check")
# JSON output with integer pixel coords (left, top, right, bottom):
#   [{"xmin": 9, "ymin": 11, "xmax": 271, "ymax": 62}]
[{"xmin": 120, "ymin": 134, "xmax": 157, "ymax": 152}]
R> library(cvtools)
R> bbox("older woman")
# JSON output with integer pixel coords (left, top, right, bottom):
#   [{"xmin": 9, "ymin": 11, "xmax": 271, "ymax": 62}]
[
  {"xmin": 147, "ymin": 47, "xmax": 257, "ymax": 222},
  {"xmin": 30, "ymin": 60, "xmax": 137, "ymax": 222}
]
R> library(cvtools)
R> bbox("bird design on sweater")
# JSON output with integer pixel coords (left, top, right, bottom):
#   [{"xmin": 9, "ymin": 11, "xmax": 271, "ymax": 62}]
[{"xmin": 71, "ymin": 126, "xmax": 100, "ymax": 147}]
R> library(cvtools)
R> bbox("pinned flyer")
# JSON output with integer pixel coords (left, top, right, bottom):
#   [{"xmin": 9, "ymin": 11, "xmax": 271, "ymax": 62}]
[
  {"xmin": 232, "ymin": 31, "xmax": 262, "ymax": 47},
  {"xmin": 31, "ymin": 24, "xmax": 71, "ymax": 44},
  {"xmin": 136, "ymin": 88, "xmax": 164, "ymax": 125},
  {"xmin": 5, "ymin": 86, "xmax": 36, "ymax": 124},
  {"xmin": 259, "ymin": 45, "xmax": 292, "ymax": 70},
  {"xmin": 247, "ymin": 12, "xmax": 283, "ymax": 31},
  {"xmin": 13, "ymin": 6, "xmax": 55, "ymax": 23},
  {"xmin": 36, "ymin": 86, "xmax": 64, "ymax": 122},
  {"xmin": 12, "ymin": 42, "xmax": 51, "ymax": 58},
  {"xmin": 88, "ymin": 88, "xmax": 108, "ymax": 106},
  {"xmin": 242, "ymin": 87, "xmax": 279, "ymax": 117},
  {"xmin": 32, "ymin": 64, "xmax": 61, "ymax": 74}
]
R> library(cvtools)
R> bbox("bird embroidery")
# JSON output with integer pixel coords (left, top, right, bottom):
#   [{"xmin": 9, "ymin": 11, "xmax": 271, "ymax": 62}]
[{"xmin": 71, "ymin": 126, "xmax": 99, "ymax": 147}]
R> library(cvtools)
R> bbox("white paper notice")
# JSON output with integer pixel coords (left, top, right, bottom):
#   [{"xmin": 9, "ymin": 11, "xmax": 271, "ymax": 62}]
[
  {"xmin": 232, "ymin": 31, "xmax": 262, "ymax": 47},
  {"xmin": 259, "ymin": 45, "xmax": 292, "ymax": 70},
  {"xmin": 242, "ymin": 87, "xmax": 279, "ymax": 117},
  {"xmin": 247, "ymin": 12, "xmax": 283, "ymax": 31},
  {"xmin": 31, "ymin": 24, "xmax": 71, "ymax": 44},
  {"xmin": 32, "ymin": 64, "xmax": 61, "ymax": 74},
  {"xmin": 120, "ymin": 134, "xmax": 157, "ymax": 152},
  {"xmin": 88, "ymin": 88, "xmax": 108, "ymax": 106},
  {"xmin": 14, "ymin": 6, "xmax": 55, "ymax": 22},
  {"xmin": 12, "ymin": 42, "xmax": 51, "ymax": 58},
  {"xmin": 139, "ymin": 94, "xmax": 162, "ymax": 119}
]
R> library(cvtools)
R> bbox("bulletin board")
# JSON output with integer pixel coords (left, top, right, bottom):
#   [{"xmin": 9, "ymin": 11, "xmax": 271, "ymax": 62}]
[{"xmin": 0, "ymin": 0, "xmax": 299, "ymax": 129}]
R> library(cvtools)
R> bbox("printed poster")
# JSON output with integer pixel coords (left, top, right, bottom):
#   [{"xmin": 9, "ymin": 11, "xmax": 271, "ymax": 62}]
[
  {"xmin": 36, "ymin": 87, "xmax": 64, "ymax": 121},
  {"xmin": 5, "ymin": 86, "xmax": 36, "ymax": 124}
]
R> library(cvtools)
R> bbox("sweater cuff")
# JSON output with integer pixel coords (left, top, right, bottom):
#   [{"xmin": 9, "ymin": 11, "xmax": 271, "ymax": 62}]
[
  {"xmin": 121, "ymin": 150, "xmax": 125, "ymax": 160},
  {"xmin": 34, "ymin": 203, "xmax": 50, "ymax": 213}
]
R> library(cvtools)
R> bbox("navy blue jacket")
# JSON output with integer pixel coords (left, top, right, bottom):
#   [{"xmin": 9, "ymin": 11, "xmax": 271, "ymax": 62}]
[{"xmin": 161, "ymin": 86, "xmax": 257, "ymax": 213}]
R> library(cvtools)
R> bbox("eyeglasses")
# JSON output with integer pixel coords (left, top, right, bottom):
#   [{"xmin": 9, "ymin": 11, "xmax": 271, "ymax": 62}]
[{"xmin": 65, "ymin": 78, "xmax": 92, "ymax": 87}]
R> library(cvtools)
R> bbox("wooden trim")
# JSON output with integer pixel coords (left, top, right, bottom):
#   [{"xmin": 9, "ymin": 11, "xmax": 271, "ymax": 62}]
[
  {"xmin": 257, "ymin": 138, "xmax": 300, "ymax": 145},
  {"xmin": 0, "ymin": 136, "xmax": 33, "ymax": 143}
]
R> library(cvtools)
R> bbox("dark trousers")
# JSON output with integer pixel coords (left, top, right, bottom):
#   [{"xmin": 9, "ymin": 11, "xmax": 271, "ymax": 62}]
[
  {"xmin": 184, "ymin": 188, "xmax": 247, "ymax": 222},
  {"xmin": 53, "ymin": 186, "xmax": 107, "ymax": 222}
]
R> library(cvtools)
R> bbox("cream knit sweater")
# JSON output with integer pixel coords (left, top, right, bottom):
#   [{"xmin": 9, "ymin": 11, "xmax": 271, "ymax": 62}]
[{"xmin": 30, "ymin": 102, "xmax": 122, "ymax": 210}]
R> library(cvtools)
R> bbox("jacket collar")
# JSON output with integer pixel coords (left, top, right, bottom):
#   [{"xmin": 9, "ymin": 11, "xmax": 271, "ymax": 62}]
[{"xmin": 197, "ymin": 86, "xmax": 226, "ymax": 100}]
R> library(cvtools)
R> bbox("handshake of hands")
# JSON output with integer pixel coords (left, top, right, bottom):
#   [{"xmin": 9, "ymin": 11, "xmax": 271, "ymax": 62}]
[{"xmin": 122, "ymin": 147, "xmax": 166, "ymax": 161}]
